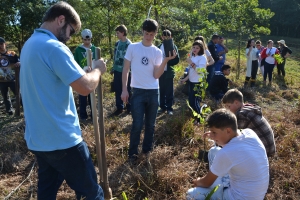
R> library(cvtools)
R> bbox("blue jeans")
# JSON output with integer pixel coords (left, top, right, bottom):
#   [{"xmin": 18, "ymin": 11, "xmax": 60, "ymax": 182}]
[
  {"xmin": 159, "ymin": 72, "xmax": 174, "ymax": 111},
  {"xmin": 128, "ymin": 88, "xmax": 159, "ymax": 157},
  {"xmin": 79, "ymin": 94, "xmax": 92, "ymax": 119},
  {"xmin": 31, "ymin": 141, "xmax": 104, "ymax": 200},
  {"xmin": 189, "ymin": 82, "xmax": 201, "ymax": 120},
  {"xmin": 113, "ymin": 71, "xmax": 131, "ymax": 111}
]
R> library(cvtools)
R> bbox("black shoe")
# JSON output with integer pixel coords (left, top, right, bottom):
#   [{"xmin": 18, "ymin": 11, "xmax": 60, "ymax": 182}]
[
  {"xmin": 113, "ymin": 109, "xmax": 123, "ymax": 116},
  {"xmin": 128, "ymin": 155, "xmax": 138, "ymax": 166},
  {"xmin": 7, "ymin": 109, "xmax": 14, "ymax": 116}
]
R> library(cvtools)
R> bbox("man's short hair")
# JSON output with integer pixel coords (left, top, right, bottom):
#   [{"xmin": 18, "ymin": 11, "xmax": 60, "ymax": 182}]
[
  {"xmin": 222, "ymin": 89, "xmax": 244, "ymax": 104},
  {"xmin": 142, "ymin": 19, "xmax": 159, "ymax": 33},
  {"xmin": 115, "ymin": 25, "xmax": 128, "ymax": 36},
  {"xmin": 221, "ymin": 64, "xmax": 231, "ymax": 72},
  {"xmin": 211, "ymin": 34, "xmax": 219, "ymax": 40},
  {"xmin": 0, "ymin": 37, "xmax": 6, "ymax": 43},
  {"xmin": 206, "ymin": 108, "xmax": 238, "ymax": 131},
  {"xmin": 162, "ymin": 29, "xmax": 171, "ymax": 37},
  {"xmin": 42, "ymin": 1, "xmax": 81, "ymax": 33}
]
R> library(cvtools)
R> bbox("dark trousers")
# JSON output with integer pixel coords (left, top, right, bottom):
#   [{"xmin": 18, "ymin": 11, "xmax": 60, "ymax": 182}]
[
  {"xmin": 79, "ymin": 94, "xmax": 92, "ymax": 119},
  {"xmin": 31, "ymin": 141, "xmax": 104, "ymax": 200},
  {"xmin": 189, "ymin": 82, "xmax": 201, "ymax": 121},
  {"xmin": 128, "ymin": 88, "xmax": 159, "ymax": 157},
  {"xmin": 251, "ymin": 60, "xmax": 259, "ymax": 80},
  {"xmin": 264, "ymin": 62, "xmax": 275, "ymax": 82},
  {"xmin": 206, "ymin": 65, "xmax": 215, "ymax": 87},
  {"xmin": 159, "ymin": 72, "xmax": 174, "ymax": 111},
  {"xmin": 113, "ymin": 71, "xmax": 131, "ymax": 111},
  {"xmin": 277, "ymin": 59, "xmax": 286, "ymax": 76},
  {"xmin": 0, "ymin": 82, "xmax": 16, "ymax": 112}
]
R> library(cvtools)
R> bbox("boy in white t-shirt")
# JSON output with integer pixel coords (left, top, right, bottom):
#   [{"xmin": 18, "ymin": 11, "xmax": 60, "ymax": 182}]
[
  {"xmin": 121, "ymin": 19, "xmax": 177, "ymax": 164},
  {"xmin": 187, "ymin": 108, "xmax": 269, "ymax": 200}
]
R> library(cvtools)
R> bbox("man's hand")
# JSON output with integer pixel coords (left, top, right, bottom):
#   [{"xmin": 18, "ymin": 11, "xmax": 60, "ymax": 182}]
[
  {"xmin": 14, "ymin": 62, "xmax": 20, "ymax": 68},
  {"xmin": 219, "ymin": 56, "xmax": 223, "ymax": 60},
  {"xmin": 192, "ymin": 177, "xmax": 201, "ymax": 187},
  {"xmin": 165, "ymin": 49, "xmax": 177, "ymax": 61},
  {"xmin": 121, "ymin": 90, "xmax": 129, "ymax": 104},
  {"xmin": 92, "ymin": 59, "xmax": 106, "ymax": 74}
]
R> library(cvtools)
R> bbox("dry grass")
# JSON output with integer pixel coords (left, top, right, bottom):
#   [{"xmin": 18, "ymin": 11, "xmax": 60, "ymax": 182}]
[{"xmin": 1, "ymin": 40, "xmax": 300, "ymax": 200}]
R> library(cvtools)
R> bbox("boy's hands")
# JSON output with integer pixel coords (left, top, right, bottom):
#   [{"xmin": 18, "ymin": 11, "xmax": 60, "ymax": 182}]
[{"xmin": 165, "ymin": 50, "xmax": 177, "ymax": 61}]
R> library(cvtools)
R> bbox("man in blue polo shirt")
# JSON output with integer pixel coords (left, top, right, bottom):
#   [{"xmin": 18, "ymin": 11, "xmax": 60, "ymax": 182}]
[{"xmin": 20, "ymin": 2, "xmax": 106, "ymax": 200}]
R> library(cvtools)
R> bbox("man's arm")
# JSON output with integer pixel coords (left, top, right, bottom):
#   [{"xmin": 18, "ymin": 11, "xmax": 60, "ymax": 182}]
[
  {"xmin": 121, "ymin": 59, "xmax": 131, "ymax": 103},
  {"xmin": 192, "ymin": 170, "xmax": 218, "ymax": 188},
  {"xmin": 70, "ymin": 59, "xmax": 106, "ymax": 96},
  {"xmin": 208, "ymin": 43, "xmax": 219, "ymax": 62},
  {"xmin": 153, "ymin": 50, "xmax": 177, "ymax": 79}
]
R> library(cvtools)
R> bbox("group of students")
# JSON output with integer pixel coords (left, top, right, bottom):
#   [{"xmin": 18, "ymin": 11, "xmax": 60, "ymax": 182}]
[
  {"xmin": 245, "ymin": 39, "xmax": 292, "ymax": 87},
  {"xmin": 1, "ymin": 1, "xmax": 277, "ymax": 199}
]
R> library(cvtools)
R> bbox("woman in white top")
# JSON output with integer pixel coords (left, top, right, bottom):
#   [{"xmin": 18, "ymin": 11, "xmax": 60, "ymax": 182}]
[
  {"xmin": 181, "ymin": 40, "xmax": 207, "ymax": 124},
  {"xmin": 245, "ymin": 39, "xmax": 259, "ymax": 87},
  {"xmin": 260, "ymin": 40, "xmax": 279, "ymax": 85}
]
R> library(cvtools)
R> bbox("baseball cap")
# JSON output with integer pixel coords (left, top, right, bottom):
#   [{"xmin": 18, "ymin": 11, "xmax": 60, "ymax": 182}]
[
  {"xmin": 81, "ymin": 29, "xmax": 92, "ymax": 39},
  {"xmin": 277, "ymin": 39, "xmax": 285, "ymax": 45},
  {"xmin": 0, "ymin": 37, "xmax": 5, "ymax": 43}
]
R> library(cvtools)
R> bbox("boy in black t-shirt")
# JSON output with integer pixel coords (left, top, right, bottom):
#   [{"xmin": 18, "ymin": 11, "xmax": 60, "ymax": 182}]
[{"xmin": 209, "ymin": 64, "xmax": 231, "ymax": 101}]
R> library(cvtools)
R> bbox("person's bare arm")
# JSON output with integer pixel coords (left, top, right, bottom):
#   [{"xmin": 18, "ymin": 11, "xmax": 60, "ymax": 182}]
[
  {"xmin": 121, "ymin": 59, "xmax": 131, "ymax": 103},
  {"xmin": 153, "ymin": 50, "xmax": 177, "ymax": 79},
  {"xmin": 192, "ymin": 171, "xmax": 218, "ymax": 188},
  {"xmin": 70, "ymin": 59, "xmax": 106, "ymax": 96},
  {"xmin": 207, "ymin": 55, "xmax": 215, "ymax": 66}
]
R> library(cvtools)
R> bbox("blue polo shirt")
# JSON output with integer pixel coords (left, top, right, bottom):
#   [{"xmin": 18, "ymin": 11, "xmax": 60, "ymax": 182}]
[{"xmin": 20, "ymin": 29, "xmax": 85, "ymax": 151}]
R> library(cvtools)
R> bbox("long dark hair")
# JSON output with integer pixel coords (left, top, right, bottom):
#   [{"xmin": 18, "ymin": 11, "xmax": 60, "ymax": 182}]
[
  {"xmin": 192, "ymin": 40, "xmax": 204, "ymax": 56},
  {"xmin": 246, "ymin": 39, "xmax": 254, "ymax": 48}
]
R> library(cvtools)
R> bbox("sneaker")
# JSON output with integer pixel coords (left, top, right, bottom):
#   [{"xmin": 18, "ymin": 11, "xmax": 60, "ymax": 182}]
[
  {"xmin": 157, "ymin": 109, "xmax": 166, "ymax": 114},
  {"xmin": 112, "ymin": 109, "xmax": 123, "ymax": 116},
  {"xmin": 167, "ymin": 110, "xmax": 173, "ymax": 115},
  {"xmin": 128, "ymin": 155, "xmax": 138, "ymax": 166}
]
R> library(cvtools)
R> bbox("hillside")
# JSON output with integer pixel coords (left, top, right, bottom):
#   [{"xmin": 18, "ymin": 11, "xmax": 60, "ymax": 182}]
[{"xmin": 1, "ymin": 39, "xmax": 300, "ymax": 200}]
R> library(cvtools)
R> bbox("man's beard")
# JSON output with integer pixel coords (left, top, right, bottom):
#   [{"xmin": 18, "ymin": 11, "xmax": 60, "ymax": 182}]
[{"xmin": 57, "ymin": 24, "xmax": 69, "ymax": 44}]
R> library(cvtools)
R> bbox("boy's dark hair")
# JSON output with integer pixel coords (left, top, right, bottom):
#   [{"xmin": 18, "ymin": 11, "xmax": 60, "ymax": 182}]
[
  {"xmin": 192, "ymin": 40, "xmax": 204, "ymax": 56},
  {"xmin": 42, "ymin": 1, "xmax": 81, "ymax": 32},
  {"xmin": 206, "ymin": 108, "xmax": 238, "ymax": 131},
  {"xmin": 162, "ymin": 29, "xmax": 171, "ymax": 37},
  {"xmin": 115, "ymin": 25, "xmax": 128, "ymax": 36},
  {"xmin": 222, "ymin": 89, "xmax": 243, "ymax": 104},
  {"xmin": 221, "ymin": 64, "xmax": 231, "ymax": 72},
  {"xmin": 211, "ymin": 34, "xmax": 219, "ymax": 40},
  {"xmin": 142, "ymin": 19, "xmax": 159, "ymax": 32}
]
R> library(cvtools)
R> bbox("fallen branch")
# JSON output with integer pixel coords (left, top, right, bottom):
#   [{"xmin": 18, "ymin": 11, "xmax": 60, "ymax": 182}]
[{"xmin": 4, "ymin": 160, "xmax": 36, "ymax": 200}]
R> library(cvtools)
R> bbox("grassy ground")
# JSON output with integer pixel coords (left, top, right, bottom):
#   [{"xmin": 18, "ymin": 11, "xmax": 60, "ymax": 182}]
[{"xmin": 0, "ymin": 37, "xmax": 300, "ymax": 199}]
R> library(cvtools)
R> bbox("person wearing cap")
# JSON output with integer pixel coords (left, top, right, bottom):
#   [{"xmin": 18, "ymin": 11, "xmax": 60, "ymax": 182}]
[
  {"xmin": 20, "ymin": 2, "xmax": 106, "ymax": 199},
  {"xmin": 112, "ymin": 24, "xmax": 132, "ymax": 116},
  {"xmin": 207, "ymin": 34, "xmax": 223, "ymax": 88},
  {"xmin": 277, "ymin": 39, "xmax": 292, "ymax": 77},
  {"xmin": 215, "ymin": 36, "xmax": 228, "ymax": 72},
  {"xmin": 157, "ymin": 29, "xmax": 180, "ymax": 115},
  {"xmin": 0, "ymin": 37, "xmax": 20, "ymax": 115},
  {"xmin": 74, "ymin": 28, "xmax": 95, "ymax": 120}
]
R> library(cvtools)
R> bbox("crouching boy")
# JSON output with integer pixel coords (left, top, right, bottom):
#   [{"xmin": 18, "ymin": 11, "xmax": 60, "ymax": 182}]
[{"xmin": 187, "ymin": 108, "xmax": 269, "ymax": 200}]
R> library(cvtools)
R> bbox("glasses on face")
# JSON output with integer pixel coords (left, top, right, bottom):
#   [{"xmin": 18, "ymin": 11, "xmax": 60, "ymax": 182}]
[
  {"xmin": 68, "ymin": 23, "xmax": 75, "ymax": 36},
  {"xmin": 256, "ymin": 44, "xmax": 261, "ymax": 47}
]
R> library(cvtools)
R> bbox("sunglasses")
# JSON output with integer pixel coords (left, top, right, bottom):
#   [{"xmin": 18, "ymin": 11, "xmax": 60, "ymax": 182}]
[{"xmin": 68, "ymin": 23, "xmax": 75, "ymax": 36}]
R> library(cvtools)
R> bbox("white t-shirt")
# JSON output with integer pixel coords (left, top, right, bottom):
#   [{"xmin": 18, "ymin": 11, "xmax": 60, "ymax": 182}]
[
  {"xmin": 205, "ymin": 49, "xmax": 211, "ymax": 57},
  {"xmin": 265, "ymin": 47, "xmax": 277, "ymax": 64},
  {"xmin": 188, "ymin": 55, "xmax": 207, "ymax": 83},
  {"xmin": 210, "ymin": 129, "xmax": 269, "ymax": 200},
  {"xmin": 124, "ymin": 42, "xmax": 163, "ymax": 89},
  {"xmin": 246, "ymin": 47, "xmax": 258, "ymax": 60}
]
